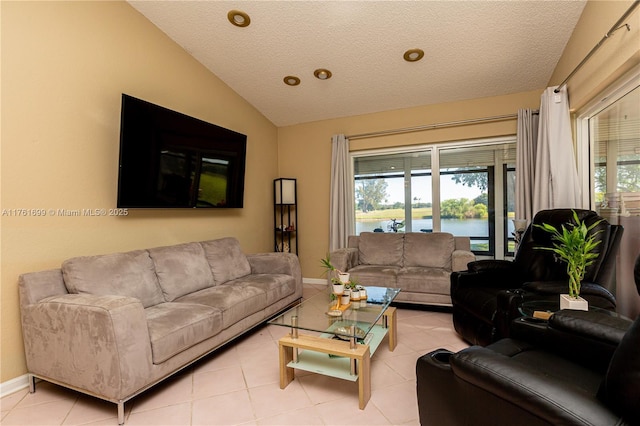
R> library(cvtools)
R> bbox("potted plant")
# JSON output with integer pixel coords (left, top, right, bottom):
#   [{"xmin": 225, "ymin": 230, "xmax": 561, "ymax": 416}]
[
  {"xmin": 535, "ymin": 210, "xmax": 603, "ymax": 310},
  {"xmin": 320, "ymin": 254, "xmax": 350, "ymax": 291},
  {"xmin": 348, "ymin": 277, "xmax": 361, "ymax": 300}
]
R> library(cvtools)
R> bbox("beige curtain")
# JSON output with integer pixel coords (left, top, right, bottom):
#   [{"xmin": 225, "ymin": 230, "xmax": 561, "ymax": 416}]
[
  {"xmin": 329, "ymin": 134, "xmax": 355, "ymax": 251},
  {"xmin": 516, "ymin": 109, "xmax": 539, "ymax": 224},
  {"xmin": 533, "ymin": 86, "xmax": 582, "ymax": 213}
]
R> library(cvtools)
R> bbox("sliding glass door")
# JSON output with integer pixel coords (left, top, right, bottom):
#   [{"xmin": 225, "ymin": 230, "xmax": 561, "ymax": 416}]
[
  {"xmin": 354, "ymin": 150, "xmax": 432, "ymax": 234},
  {"xmin": 579, "ymin": 74, "xmax": 639, "ymax": 318},
  {"xmin": 353, "ymin": 137, "xmax": 515, "ymax": 257}
]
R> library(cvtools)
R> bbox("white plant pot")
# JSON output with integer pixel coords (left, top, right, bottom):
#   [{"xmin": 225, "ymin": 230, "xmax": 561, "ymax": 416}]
[
  {"xmin": 560, "ymin": 294, "xmax": 588, "ymax": 311},
  {"xmin": 341, "ymin": 294, "xmax": 350, "ymax": 304},
  {"xmin": 338, "ymin": 273, "xmax": 350, "ymax": 283},
  {"xmin": 332, "ymin": 283, "xmax": 344, "ymax": 294},
  {"xmin": 351, "ymin": 290, "xmax": 360, "ymax": 300},
  {"xmin": 357, "ymin": 286, "xmax": 367, "ymax": 300}
]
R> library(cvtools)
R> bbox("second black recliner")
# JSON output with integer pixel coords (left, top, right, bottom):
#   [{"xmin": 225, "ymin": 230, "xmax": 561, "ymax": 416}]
[{"xmin": 450, "ymin": 208, "xmax": 623, "ymax": 346}]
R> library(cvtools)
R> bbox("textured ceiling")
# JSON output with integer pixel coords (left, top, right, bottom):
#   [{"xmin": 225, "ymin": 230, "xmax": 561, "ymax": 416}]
[{"xmin": 128, "ymin": 1, "xmax": 587, "ymax": 127}]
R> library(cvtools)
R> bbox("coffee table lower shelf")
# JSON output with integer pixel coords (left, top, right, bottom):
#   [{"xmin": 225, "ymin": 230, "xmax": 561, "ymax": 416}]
[
  {"xmin": 277, "ymin": 307, "xmax": 396, "ymax": 410},
  {"xmin": 285, "ymin": 323, "xmax": 388, "ymax": 382},
  {"xmin": 279, "ymin": 334, "xmax": 371, "ymax": 409}
]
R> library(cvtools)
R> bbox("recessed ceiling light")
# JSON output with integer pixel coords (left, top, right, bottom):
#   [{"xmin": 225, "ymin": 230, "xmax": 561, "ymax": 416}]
[
  {"xmin": 314, "ymin": 69, "xmax": 332, "ymax": 80},
  {"xmin": 403, "ymin": 48, "xmax": 424, "ymax": 62},
  {"xmin": 227, "ymin": 10, "xmax": 250, "ymax": 27},
  {"xmin": 284, "ymin": 76, "xmax": 300, "ymax": 86}
]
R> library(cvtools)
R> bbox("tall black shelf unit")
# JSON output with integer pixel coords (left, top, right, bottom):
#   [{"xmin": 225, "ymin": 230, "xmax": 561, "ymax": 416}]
[{"xmin": 274, "ymin": 178, "xmax": 298, "ymax": 254}]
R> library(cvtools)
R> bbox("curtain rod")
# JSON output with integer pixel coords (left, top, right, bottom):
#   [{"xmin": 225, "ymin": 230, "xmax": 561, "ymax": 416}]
[
  {"xmin": 345, "ymin": 113, "xmax": 519, "ymax": 140},
  {"xmin": 554, "ymin": 0, "xmax": 639, "ymax": 93}
]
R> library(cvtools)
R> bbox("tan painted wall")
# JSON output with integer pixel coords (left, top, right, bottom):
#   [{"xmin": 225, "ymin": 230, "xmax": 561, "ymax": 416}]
[
  {"xmin": 277, "ymin": 0, "xmax": 640, "ymax": 282},
  {"xmin": 548, "ymin": 0, "xmax": 640, "ymax": 110},
  {"xmin": 277, "ymin": 90, "xmax": 542, "ymax": 280},
  {"xmin": 1, "ymin": 2, "xmax": 278, "ymax": 382},
  {"xmin": 2, "ymin": 0, "xmax": 638, "ymax": 387}
]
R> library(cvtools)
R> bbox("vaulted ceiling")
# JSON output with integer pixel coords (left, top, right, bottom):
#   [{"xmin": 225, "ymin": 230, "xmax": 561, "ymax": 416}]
[{"xmin": 129, "ymin": 1, "xmax": 587, "ymax": 127}]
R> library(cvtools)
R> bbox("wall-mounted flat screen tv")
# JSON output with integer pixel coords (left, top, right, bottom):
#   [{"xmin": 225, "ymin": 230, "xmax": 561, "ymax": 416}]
[{"xmin": 117, "ymin": 94, "xmax": 247, "ymax": 208}]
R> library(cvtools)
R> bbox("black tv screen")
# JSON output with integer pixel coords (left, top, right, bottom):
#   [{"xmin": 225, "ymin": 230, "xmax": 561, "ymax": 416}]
[{"xmin": 117, "ymin": 94, "xmax": 246, "ymax": 208}]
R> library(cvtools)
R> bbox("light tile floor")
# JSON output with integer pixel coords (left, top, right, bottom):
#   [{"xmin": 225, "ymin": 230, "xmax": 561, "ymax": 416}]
[{"xmin": 1, "ymin": 284, "xmax": 468, "ymax": 425}]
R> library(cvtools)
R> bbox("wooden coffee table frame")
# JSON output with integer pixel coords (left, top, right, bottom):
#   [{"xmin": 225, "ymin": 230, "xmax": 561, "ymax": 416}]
[{"xmin": 277, "ymin": 306, "xmax": 397, "ymax": 409}]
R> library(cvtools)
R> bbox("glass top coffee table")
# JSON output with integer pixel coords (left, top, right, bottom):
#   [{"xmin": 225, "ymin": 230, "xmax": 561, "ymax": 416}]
[{"xmin": 268, "ymin": 286, "xmax": 400, "ymax": 409}]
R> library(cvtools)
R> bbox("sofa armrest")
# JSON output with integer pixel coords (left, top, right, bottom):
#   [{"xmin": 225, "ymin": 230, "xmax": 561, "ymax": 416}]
[
  {"xmin": 450, "ymin": 345, "xmax": 620, "ymax": 425},
  {"xmin": 467, "ymin": 259, "xmax": 516, "ymax": 273},
  {"xmin": 328, "ymin": 248, "xmax": 358, "ymax": 274},
  {"xmin": 451, "ymin": 261, "xmax": 522, "ymax": 292},
  {"xmin": 452, "ymin": 249, "xmax": 475, "ymax": 272},
  {"xmin": 416, "ymin": 349, "xmax": 460, "ymax": 425},
  {"xmin": 510, "ymin": 310, "xmax": 632, "ymax": 373},
  {"xmin": 549, "ymin": 310, "xmax": 631, "ymax": 344},
  {"xmin": 19, "ymin": 269, "xmax": 68, "ymax": 305},
  {"xmin": 454, "ymin": 236, "xmax": 471, "ymax": 251},
  {"xmin": 523, "ymin": 281, "xmax": 615, "ymax": 307},
  {"xmin": 20, "ymin": 294, "xmax": 153, "ymax": 401},
  {"xmin": 522, "ymin": 281, "xmax": 616, "ymax": 312},
  {"xmin": 247, "ymin": 253, "xmax": 302, "ymax": 288}
]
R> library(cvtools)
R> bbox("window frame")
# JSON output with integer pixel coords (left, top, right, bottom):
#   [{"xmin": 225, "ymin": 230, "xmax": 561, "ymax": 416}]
[{"xmin": 351, "ymin": 136, "xmax": 515, "ymax": 258}]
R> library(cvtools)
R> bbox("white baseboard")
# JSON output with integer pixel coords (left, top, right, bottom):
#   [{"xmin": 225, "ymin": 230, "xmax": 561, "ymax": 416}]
[{"xmin": 0, "ymin": 374, "xmax": 30, "ymax": 398}]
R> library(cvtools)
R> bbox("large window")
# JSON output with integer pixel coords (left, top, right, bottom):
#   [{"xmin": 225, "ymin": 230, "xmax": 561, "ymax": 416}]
[
  {"xmin": 354, "ymin": 150, "xmax": 432, "ymax": 234},
  {"xmin": 591, "ymin": 85, "xmax": 640, "ymax": 209},
  {"xmin": 353, "ymin": 138, "xmax": 515, "ymax": 257},
  {"xmin": 577, "ymin": 68, "xmax": 639, "ymax": 318}
]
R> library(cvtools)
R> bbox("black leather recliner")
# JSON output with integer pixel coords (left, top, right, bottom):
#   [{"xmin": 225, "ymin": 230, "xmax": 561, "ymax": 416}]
[
  {"xmin": 416, "ymin": 310, "xmax": 640, "ymax": 425},
  {"xmin": 450, "ymin": 209, "xmax": 623, "ymax": 346}
]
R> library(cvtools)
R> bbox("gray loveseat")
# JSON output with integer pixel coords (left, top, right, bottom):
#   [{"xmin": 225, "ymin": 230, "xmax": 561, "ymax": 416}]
[
  {"xmin": 329, "ymin": 232, "xmax": 475, "ymax": 306},
  {"xmin": 19, "ymin": 237, "xmax": 302, "ymax": 425}
]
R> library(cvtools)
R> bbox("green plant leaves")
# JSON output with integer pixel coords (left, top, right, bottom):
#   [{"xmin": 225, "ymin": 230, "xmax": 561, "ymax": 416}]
[{"xmin": 534, "ymin": 210, "xmax": 603, "ymax": 298}]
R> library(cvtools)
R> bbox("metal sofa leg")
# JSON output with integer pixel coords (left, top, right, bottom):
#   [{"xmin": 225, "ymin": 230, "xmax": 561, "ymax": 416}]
[
  {"xmin": 28, "ymin": 374, "xmax": 36, "ymax": 393},
  {"xmin": 117, "ymin": 401, "xmax": 125, "ymax": 425}
]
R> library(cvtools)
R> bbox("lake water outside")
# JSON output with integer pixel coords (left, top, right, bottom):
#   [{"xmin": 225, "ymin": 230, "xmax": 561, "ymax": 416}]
[{"xmin": 356, "ymin": 218, "xmax": 491, "ymax": 236}]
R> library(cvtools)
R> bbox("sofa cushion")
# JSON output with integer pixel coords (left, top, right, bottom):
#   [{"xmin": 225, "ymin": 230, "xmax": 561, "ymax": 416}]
[
  {"xmin": 148, "ymin": 242, "xmax": 214, "ymax": 302},
  {"xmin": 145, "ymin": 302, "xmax": 223, "ymax": 364},
  {"xmin": 347, "ymin": 265, "xmax": 400, "ymax": 288},
  {"xmin": 62, "ymin": 250, "xmax": 164, "ymax": 308},
  {"xmin": 358, "ymin": 232, "xmax": 404, "ymax": 266},
  {"xmin": 229, "ymin": 274, "xmax": 297, "ymax": 305},
  {"xmin": 404, "ymin": 232, "xmax": 454, "ymax": 269},
  {"xmin": 175, "ymin": 284, "xmax": 267, "ymax": 329},
  {"xmin": 398, "ymin": 267, "xmax": 451, "ymax": 294},
  {"xmin": 201, "ymin": 238, "xmax": 252, "ymax": 285}
]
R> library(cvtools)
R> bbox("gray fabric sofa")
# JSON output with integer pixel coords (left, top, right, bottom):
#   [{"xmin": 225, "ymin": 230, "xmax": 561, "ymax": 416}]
[
  {"xmin": 18, "ymin": 237, "xmax": 302, "ymax": 425},
  {"xmin": 329, "ymin": 232, "xmax": 475, "ymax": 306}
]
